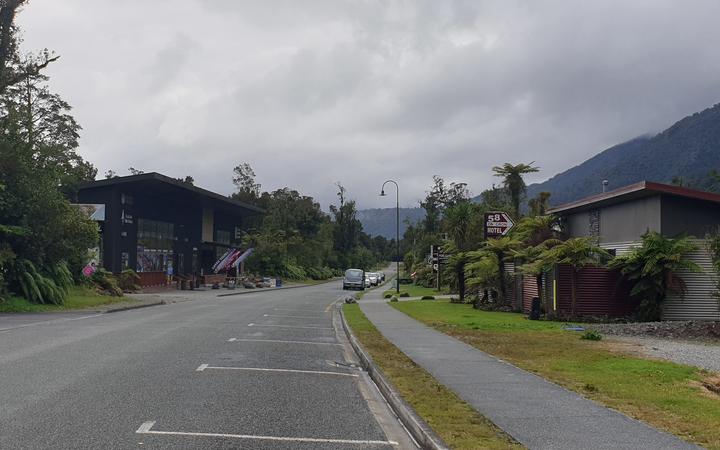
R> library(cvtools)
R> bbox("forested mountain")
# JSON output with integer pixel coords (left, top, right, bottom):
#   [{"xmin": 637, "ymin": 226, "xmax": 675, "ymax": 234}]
[
  {"xmin": 527, "ymin": 102, "xmax": 720, "ymax": 205},
  {"xmin": 360, "ymin": 102, "xmax": 720, "ymax": 236},
  {"xmin": 356, "ymin": 207, "xmax": 425, "ymax": 239}
]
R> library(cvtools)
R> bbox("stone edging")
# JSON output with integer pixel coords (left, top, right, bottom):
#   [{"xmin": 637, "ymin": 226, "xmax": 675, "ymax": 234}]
[{"xmin": 338, "ymin": 304, "xmax": 450, "ymax": 450}]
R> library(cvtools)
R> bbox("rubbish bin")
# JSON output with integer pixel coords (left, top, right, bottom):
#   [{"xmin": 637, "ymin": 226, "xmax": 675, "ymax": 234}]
[
  {"xmin": 276, "ymin": 278, "xmax": 282, "ymax": 287},
  {"xmin": 529, "ymin": 297, "xmax": 541, "ymax": 320}
]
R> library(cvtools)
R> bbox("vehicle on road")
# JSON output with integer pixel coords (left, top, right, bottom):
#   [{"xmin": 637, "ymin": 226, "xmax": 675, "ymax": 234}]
[
  {"xmin": 368, "ymin": 273, "xmax": 379, "ymax": 286},
  {"xmin": 364, "ymin": 275, "xmax": 371, "ymax": 287},
  {"xmin": 343, "ymin": 268, "xmax": 365, "ymax": 290}
]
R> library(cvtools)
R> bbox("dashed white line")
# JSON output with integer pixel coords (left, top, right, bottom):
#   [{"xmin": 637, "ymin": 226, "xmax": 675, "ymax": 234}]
[
  {"xmin": 135, "ymin": 421, "xmax": 397, "ymax": 446},
  {"xmin": 263, "ymin": 313, "xmax": 326, "ymax": 320},
  {"xmin": 248, "ymin": 324, "xmax": 333, "ymax": 330},
  {"xmin": 226, "ymin": 338, "xmax": 342, "ymax": 346},
  {"xmin": 195, "ymin": 364, "xmax": 358, "ymax": 377}
]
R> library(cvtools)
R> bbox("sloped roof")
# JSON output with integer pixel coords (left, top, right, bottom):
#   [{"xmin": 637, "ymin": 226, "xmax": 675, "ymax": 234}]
[{"xmin": 547, "ymin": 181, "xmax": 720, "ymax": 215}]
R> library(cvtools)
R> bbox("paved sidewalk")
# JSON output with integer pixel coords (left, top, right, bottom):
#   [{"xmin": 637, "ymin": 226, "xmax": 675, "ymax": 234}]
[{"xmin": 359, "ymin": 292, "xmax": 700, "ymax": 450}]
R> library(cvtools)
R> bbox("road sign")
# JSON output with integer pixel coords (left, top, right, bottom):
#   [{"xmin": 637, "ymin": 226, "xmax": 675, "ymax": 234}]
[{"xmin": 484, "ymin": 211, "xmax": 514, "ymax": 239}]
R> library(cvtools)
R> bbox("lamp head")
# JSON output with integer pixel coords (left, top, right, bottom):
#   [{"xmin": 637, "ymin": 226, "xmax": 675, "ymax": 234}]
[{"xmin": 380, "ymin": 190, "xmax": 386, "ymax": 197}]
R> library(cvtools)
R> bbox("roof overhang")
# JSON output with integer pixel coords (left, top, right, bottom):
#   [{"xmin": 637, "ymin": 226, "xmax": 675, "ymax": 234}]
[
  {"xmin": 547, "ymin": 181, "xmax": 720, "ymax": 215},
  {"xmin": 78, "ymin": 172, "xmax": 265, "ymax": 215}
]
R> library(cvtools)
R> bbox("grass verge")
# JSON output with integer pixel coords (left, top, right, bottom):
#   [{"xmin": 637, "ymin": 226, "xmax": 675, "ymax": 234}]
[
  {"xmin": 391, "ymin": 300, "xmax": 720, "ymax": 450},
  {"xmin": 343, "ymin": 303, "xmax": 522, "ymax": 450},
  {"xmin": 0, "ymin": 286, "xmax": 128, "ymax": 313},
  {"xmin": 383, "ymin": 283, "xmax": 441, "ymax": 299}
]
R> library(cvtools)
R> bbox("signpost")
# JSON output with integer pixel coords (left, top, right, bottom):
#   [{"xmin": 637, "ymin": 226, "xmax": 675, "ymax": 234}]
[
  {"xmin": 484, "ymin": 211, "xmax": 515, "ymax": 239},
  {"xmin": 430, "ymin": 245, "xmax": 448, "ymax": 290}
]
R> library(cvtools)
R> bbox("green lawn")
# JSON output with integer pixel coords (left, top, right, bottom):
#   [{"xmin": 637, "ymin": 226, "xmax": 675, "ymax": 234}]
[
  {"xmin": 391, "ymin": 301, "xmax": 720, "ymax": 450},
  {"xmin": 383, "ymin": 283, "xmax": 441, "ymax": 298},
  {"xmin": 343, "ymin": 303, "xmax": 521, "ymax": 450},
  {"xmin": 0, "ymin": 286, "xmax": 128, "ymax": 313}
]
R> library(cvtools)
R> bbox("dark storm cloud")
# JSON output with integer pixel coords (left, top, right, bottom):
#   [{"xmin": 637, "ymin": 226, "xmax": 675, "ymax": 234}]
[{"xmin": 17, "ymin": 0, "xmax": 720, "ymax": 208}]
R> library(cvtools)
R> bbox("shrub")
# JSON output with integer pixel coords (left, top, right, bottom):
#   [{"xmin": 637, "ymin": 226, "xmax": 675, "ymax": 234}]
[
  {"xmin": 384, "ymin": 293, "xmax": 392, "ymax": 299},
  {"xmin": 118, "ymin": 269, "xmax": 141, "ymax": 292},
  {"xmin": 421, "ymin": 295, "xmax": 435, "ymax": 300},
  {"xmin": 9, "ymin": 259, "xmax": 71, "ymax": 305},
  {"xmin": 91, "ymin": 269, "xmax": 123, "ymax": 296},
  {"xmin": 399, "ymin": 292, "xmax": 410, "ymax": 298},
  {"xmin": 581, "ymin": 330, "xmax": 602, "ymax": 341},
  {"xmin": 390, "ymin": 296, "xmax": 399, "ymax": 302}
]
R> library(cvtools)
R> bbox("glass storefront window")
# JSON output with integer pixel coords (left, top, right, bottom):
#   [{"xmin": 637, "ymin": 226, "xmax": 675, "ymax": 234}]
[{"xmin": 137, "ymin": 219, "xmax": 175, "ymax": 272}]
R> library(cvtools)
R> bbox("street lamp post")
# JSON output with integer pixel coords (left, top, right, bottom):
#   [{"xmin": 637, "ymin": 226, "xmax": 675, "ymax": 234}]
[{"xmin": 380, "ymin": 180, "xmax": 400, "ymax": 294}]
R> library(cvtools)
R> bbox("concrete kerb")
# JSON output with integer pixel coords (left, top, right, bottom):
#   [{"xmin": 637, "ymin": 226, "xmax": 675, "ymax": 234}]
[
  {"xmin": 338, "ymin": 303, "xmax": 450, "ymax": 450},
  {"xmin": 102, "ymin": 299, "xmax": 166, "ymax": 313}
]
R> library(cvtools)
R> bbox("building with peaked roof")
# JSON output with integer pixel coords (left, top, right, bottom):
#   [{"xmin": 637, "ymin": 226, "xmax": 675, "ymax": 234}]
[
  {"xmin": 76, "ymin": 173, "xmax": 263, "ymax": 286},
  {"xmin": 545, "ymin": 181, "xmax": 720, "ymax": 320}
]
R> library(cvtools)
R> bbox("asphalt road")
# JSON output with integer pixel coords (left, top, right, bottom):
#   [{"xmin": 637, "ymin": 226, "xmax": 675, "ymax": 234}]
[{"xmin": 0, "ymin": 282, "xmax": 414, "ymax": 449}]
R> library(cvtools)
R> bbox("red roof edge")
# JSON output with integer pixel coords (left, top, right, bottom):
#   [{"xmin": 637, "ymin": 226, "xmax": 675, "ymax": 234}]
[{"xmin": 546, "ymin": 180, "xmax": 720, "ymax": 215}]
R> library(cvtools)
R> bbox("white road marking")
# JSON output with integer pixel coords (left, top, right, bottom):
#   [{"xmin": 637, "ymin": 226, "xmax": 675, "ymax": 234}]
[
  {"xmin": 247, "ymin": 323, "xmax": 254, "ymax": 327},
  {"xmin": 136, "ymin": 421, "xmax": 397, "ymax": 446},
  {"xmin": 273, "ymin": 307, "xmax": 328, "ymax": 313},
  {"xmin": 250, "ymin": 324, "xmax": 333, "ymax": 330},
  {"xmin": 226, "ymin": 338, "xmax": 342, "ymax": 346},
  {"xmin": 0, "ymin": 313, "xmax": 104, "ymax": 333},
  {"xmin": 195, "ymin": 364, "xmax": 358, "ymax": 377},
  {"xmin": 263, "ymin": 314, "xmax": 325, "ymax": 319}
]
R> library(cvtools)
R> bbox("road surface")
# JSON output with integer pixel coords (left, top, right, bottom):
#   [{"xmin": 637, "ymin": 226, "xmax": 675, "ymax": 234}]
[{"xmin": 0, "ymin": 282, "xmax": 414, "ymax": 449}]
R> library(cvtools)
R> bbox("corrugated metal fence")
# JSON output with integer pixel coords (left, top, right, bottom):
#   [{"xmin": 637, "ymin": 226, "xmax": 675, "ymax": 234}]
[{"xmin": 663, "ymin": 240, "xmax": 720, "ymax": 321}]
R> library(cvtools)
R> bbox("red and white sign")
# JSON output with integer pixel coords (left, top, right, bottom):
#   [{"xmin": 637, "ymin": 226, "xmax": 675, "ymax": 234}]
[{"xmin": 484, "ymin": 212, "xmax": 514, "ymax": 238}]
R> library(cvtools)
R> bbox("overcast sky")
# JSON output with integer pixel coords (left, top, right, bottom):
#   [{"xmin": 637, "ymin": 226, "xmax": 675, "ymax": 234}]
[{"xmin": 18, "ymin": 0, "xmax": 720, "ymax": 209}]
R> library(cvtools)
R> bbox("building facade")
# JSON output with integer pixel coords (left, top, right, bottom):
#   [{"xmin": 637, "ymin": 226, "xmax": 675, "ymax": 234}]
[
  {"xmin": 77, "ymin": 173, "xmax": 263, "ymax": 284},
  {"xmin": 547, "ymin": 181, "xmax": 720, "ymax": 320}
]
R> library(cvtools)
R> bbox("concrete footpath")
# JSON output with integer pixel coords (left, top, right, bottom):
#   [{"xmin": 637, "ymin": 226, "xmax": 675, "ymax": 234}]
[{"xmin": 359, "ymin": 291, "xmax": 700, "ymax": 450}]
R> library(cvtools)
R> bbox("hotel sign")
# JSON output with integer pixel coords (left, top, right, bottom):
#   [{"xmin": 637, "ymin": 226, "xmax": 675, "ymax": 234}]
[{"xmin": 484, "ymin": 212, "xmax": 514, "ymax": 239}]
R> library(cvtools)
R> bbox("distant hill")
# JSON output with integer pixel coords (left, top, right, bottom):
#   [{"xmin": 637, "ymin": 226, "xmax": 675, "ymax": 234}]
[
  {"xmin": 361, "ymin": 102, "xmax": 720, "ymax": 236},
  {"xmin": 357, "ymin": 207, "xmax": 425, "ymax": 239},
  {"xmin": 527, "ymin": 102, "xmax": 720, "ymax": 206}
]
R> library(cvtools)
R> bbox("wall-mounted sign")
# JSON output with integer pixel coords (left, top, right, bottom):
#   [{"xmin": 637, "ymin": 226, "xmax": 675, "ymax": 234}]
[{"xmin": 484, "ymin": 212, "xmax": 514, "ymax": 239}]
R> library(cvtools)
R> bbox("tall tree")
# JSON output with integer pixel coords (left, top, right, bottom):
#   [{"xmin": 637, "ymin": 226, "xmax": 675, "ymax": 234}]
[
  {"xmin": 442, "ymin": 201, "xmax": 477, "ymax": 302},
  {"xmin": 492, "ymin": 162, "xmax": 540, "ymax": 218},
  {"xmin": 0, "ymin": 1, "xmax": 59, "ymax": 93},
  {"xmin": 528, "ymin": 191, "xmax": 551, "ymax": 217},
  {"xmin": 231, "ymin": 162, "xmax": 261, "ymax": 204}
]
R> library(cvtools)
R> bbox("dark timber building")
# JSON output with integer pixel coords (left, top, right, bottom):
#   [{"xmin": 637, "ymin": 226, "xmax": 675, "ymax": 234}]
[{"xmin": 77, "ymin": 173, "xmax": 263, "ymax": 286}]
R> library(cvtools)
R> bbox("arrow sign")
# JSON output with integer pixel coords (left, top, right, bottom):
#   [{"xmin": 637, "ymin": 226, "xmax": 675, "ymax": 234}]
[{"xmin": 484, "ymin": 212, "xmax": 515, "ymax": 238}]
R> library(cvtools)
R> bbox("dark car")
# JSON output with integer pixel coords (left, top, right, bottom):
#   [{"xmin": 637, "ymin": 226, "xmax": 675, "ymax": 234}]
[{"xmin": 343, "ymin": 268, "xmax": 365, "ymax": 290}]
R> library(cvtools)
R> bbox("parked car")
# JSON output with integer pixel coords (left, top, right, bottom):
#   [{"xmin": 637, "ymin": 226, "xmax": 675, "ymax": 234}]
[
  {"xmin": 364, "ymin": 275, "xmax": 371, "ymax": 287},
  {"xmin": 368, "ymin": 273, "xmax": 379, "ymax": 286},
  {"xmin": 378, "ymin": 272, "xmax": 385, "ymax": 282},
  {"xmin": 343, "ymin": 268, "xmax": 365, "ymax": 290}
]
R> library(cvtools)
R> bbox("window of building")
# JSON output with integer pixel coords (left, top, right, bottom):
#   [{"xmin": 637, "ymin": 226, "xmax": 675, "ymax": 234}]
[
  {"xmin": 137, "ymin": 218, "xmax": 175, "ymax": 272},
  {"xmin": 215, "ymin": 229, "xmax": 231, "ymax": 245}
]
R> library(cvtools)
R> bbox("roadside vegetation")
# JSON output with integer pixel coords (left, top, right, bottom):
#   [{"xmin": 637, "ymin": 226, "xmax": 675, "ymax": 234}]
[
  {"xmin": 342, "ymin": 303, "xmax": 522, "ymax": 450},
  {"xmin": 0, "ymin": 286, "xmax": 130, "ymax": 313},
  {"xmin": 391, "ymin": 300, "xmax": 720, "ymax": 450},
  {"xmin": 383, "ymin": 282, "xmax": 440, "ymax": 299}
]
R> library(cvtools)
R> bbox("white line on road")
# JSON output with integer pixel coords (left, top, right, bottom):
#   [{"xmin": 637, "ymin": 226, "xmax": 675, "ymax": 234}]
[
  {"xmin": 249, "ymin": 324, "xmax": 333, "ymax": 330},
  {"xmin": 247, "ymin": 323, "xmax": 254, "ymax": 327},
  {"xmin": 273, "ymin": 307, "xmax": 328, "ymax": 313},
  {"xmin": 195, "ymin": 364, "xmax": 358, "ymax": 377},
  {"xmin": 263, "ymin": 313, "xmax": 326, "ymax": 319},
  {"xmin": 226, "ymin": 338, "xmax": 342, "ymax": 346},
  {"xmin": 0, "ymin": 313, "xmax": 104, "ymax": 333},
  {"xmin": 135, "ymin": 421, "xmax": 397, "ymax": 446}
]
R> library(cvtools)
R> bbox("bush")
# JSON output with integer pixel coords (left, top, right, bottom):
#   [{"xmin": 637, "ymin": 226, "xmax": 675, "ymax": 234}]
[
  {"xmin": 91, "ymin": 269, "xmax": 123, "ymax": 296},
  {"xmin": 421, "ymin": 295, "xmax": 435, "ymax": 300},
  {"xmin": 390, "ymin": 296, "xmax": 399, "ymax": 302},
  {"xmin": 9, "ymin": 259, "xmax": 71, "ymax": 305},
  {"xmin": 581, "ymin": 330, "xmax": 603, "ymax": 341},
  {"xmin": 399, "ymin": 292, "xmax": 410, "ymax": 298},
  {"xmin": 384, "ymin": 293, "xmax": 392, "ymax": 299},
  {"xmin": 118, "ymin": 269, "xmax": 141, "ymax": 292}
]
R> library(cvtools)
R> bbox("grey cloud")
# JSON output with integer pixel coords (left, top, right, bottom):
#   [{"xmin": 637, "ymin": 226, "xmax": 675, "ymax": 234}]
[{"xmin": 16, "ymin": 0, "xmax": 720, "ymax": 210}]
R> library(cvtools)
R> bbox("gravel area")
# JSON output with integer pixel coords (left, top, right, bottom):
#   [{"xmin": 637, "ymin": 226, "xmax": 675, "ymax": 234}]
[
  {"xmin": 590, "ymin": 320, "xmax": 720, "ymax": 341},
  {"xmin": 607, "ymin": 336, "xmax": 720, "ymax": 373}
]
